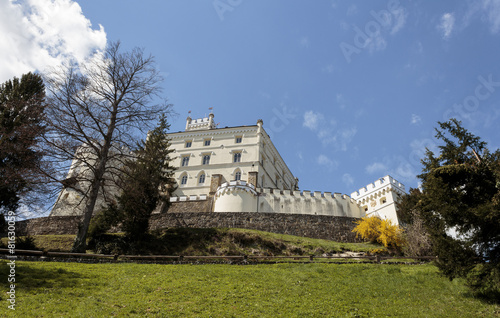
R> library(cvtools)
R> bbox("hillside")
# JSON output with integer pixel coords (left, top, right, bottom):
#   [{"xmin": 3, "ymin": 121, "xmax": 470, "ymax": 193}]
[{"xmin": 2, "ymin": 228, "xmax": 381, "ymax": 256}]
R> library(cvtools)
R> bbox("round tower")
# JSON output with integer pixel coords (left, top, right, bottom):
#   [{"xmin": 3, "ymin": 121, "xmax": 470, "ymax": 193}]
[{"xmin": 213, "ymin": 181, "xmax": 258, "ymax": 212}]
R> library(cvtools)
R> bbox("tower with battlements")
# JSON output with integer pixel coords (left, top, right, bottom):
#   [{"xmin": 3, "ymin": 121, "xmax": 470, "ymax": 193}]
[{"xmin": 350, "ymin": 176, "xmax": 405, "ymax": 225}]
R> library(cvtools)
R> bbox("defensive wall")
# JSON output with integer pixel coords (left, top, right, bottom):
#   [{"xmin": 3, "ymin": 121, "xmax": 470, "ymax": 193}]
[
  {"xmin": 171, "ymin": 180, "xmax": 364, "ymax": 218},
  {"xmin": 11, "ymin": 212, "xmax": 362, "ymax": 243}
]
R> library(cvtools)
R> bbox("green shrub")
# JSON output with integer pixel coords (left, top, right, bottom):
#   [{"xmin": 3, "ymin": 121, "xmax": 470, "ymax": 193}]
[{"xmin": 16, "ymin": 235, "xmax": 37, "ymax": 250}]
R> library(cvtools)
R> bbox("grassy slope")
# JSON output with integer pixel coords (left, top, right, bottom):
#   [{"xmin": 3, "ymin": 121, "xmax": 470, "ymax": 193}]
[
  {"xmin": 2, "ymin": 228, "xmax": 381, "ymax": 255},
  {"xmin": 0, "ymin": 261, "xmax": 498, "ymax": 317}
]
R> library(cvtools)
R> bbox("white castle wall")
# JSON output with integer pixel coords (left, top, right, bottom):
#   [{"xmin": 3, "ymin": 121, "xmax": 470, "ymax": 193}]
[
  {"xmin": 213, "ymin": 181, "xmax": 258, "ymax": 212},
  {"xmin": 350, "ymin": 175, "xmax": 405, "ymax": 225},
  {"xmin": 212, "ymin": 181, "xmax": 364, "ymax": 217}
]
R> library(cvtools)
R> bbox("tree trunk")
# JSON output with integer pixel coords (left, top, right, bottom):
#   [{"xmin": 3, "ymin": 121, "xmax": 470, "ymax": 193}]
[{"xmin": 71, "ymin": 118, "xmax": 116, "ymax": 252}]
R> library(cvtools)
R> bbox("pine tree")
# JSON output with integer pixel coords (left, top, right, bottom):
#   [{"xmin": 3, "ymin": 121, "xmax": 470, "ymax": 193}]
[
  {"xmin": 415, "ymin": 119, "xmax": 500, "ymax": 299},
  {"xmin": 116, "ymin": 114, "xmax": 176, "ymax": 241},
  {"xmin": 0, "ymin": 73, "xmax": 45, "ymax": 216}
]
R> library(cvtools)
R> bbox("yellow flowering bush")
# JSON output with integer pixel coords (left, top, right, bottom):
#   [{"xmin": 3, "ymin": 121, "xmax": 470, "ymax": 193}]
[{"xmin": 352, "ymin": 217, "xmax": 405, "ymax": 252}]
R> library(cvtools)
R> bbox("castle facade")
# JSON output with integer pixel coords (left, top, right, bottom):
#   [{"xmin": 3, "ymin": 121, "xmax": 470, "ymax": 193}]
[{"xmin": 50, "ymin": 113, "xmax": 405, "ymax": 225}]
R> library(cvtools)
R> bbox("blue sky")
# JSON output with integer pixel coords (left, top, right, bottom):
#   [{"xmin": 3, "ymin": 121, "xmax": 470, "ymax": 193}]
[{"xmin": 2, "ymin": 0, "xmax": 500, "ymax": 197}]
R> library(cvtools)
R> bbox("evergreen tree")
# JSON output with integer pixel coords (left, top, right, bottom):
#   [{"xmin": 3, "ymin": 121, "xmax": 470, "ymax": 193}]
[
  {"xmin": 414, "ymin": 119, "xmax": 500, "ymax": 299},
  {"xmin": 116, "ymin": 114, "xmax": 176, "ymax": 241},
  {"xmin": 0, "ymin": 73, "xmax": 45, "ymax": 216}
]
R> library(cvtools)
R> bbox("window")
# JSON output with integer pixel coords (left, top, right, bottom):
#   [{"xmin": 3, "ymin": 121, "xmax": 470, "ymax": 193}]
[
  {"xmin": 181, "ymin": 175, "xmax": 188, "ymax": 185},
  {"xmin": 199, "ymin": 174, "xmax": 205, "ymax": 184},
  {"xmin": 233, "ymin": 152, "xmax": 241, "ymax": 163},
  {"xmin": 185, "ymin": 140, "xmax": 192, "ymax": 148},
  {"xmin": 235, "ymin": 171, "xmax": 241, "ymax": 181},
  {"xmin": 204, "ymin": 139, "xmax": 211, "ymax": 146},
  {"xmin": 235, "ymin": 136, "xmax": 242, "ymax": 143},
  {"xmin": 181, "ymin": 156, "xmax": 189, "ymax": 167},
  {"xmin": 202, "ymin": 155, "xmax": 210, "ymax": 165}
]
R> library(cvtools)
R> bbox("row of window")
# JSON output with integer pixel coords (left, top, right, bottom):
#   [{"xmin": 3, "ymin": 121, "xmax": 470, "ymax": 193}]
[
  {"xmin": 184, "ymin": 136, "xmax": 242, "ymax": 148},
  {"xmin": 181, "ymin": 152, "xmax": 242, "ymax": 167},
  {"xmin": 180, "ymin": 171, "xmax": 242, "ymax": 186}
]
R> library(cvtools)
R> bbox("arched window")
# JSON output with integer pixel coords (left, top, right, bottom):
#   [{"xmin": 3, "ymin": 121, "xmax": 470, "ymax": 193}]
[
  {"xmin": 235, "ymin": 171, "xmax": 241, "ymax": 181},
  {"xmin": 199, "ymin": 174, "xmax": 205, "ymax": 184},
  {"xmin": 233, "ymin": 152, "xmax": 241, "ymax": 163},
  {"xmin": 181, "ymin": 175, "xmax": 188, "ymax": 185},
  {"xmin": 202, "ymin": 155, "xmax": 210, "ymax": 165},
  {"xmin": 181, "ymin": 156, "xmax": 189, "ymax": 167}
]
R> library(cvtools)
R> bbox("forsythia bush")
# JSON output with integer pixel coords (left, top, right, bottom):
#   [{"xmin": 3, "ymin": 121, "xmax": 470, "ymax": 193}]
[{"xmin": 352, "ymin": 217, "xmax": 405, "ymax": 251}]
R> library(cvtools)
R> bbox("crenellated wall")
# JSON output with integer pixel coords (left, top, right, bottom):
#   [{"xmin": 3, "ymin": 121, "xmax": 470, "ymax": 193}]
[
  {"xmin": 257, "ymin": 188, "xmax": 363, "ymax": 217},
  {"xmin": 350, "ymin": 175, "xmax": 405, "ymax": 225},
  {"xmin": 210, "ymin": 181, "xmax": 364, "ymax": 218}
]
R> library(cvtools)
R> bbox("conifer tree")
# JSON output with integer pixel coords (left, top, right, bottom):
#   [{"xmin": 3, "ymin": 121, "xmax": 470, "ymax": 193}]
[
  {"xmin": 0, "ymin": 73, "xmax": 46, "ymax": 216},
  {"xmin": 115, "ymin": 114, "xmax": 176, "ymax": 241},
  {"xmin": 413, "ymin": 119, "xmax": 500, "ymax": 298}
]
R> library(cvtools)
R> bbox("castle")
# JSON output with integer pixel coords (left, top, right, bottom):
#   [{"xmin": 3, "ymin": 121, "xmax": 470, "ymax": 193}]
[{"xmin": 50, "ymin": 113, "xmax": 405, "ymax": 225}]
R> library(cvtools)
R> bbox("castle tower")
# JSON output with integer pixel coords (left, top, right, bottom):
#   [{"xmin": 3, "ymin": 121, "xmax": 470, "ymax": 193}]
[{"xmin": 350, "ymin": 175, "xmax": 405, "ymax": 225}]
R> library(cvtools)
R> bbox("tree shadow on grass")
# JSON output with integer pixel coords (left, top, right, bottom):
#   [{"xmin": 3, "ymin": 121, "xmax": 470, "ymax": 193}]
[
  {"xmin": 0, "ymin": 260, "xmax": 92, "ymax": 292},
  {"xmin": 462, "ymin": 290, "xmax": 500, "ymax": 305}
]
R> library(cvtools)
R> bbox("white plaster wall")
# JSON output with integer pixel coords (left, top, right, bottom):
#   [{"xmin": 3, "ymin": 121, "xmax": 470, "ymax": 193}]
[
  {"xmin": 213, "ymin": 181, "xmax": 258, "ymax": 212},
  {"xmin": 213, "ymin": 183, "xmax": 364, "ymax": 218},
  {"xmin": 50, "ymin": 145, "xmax": 125, "ymax": 217},
  {"xmin": 257, "ymin": 189, "xmax": 363, "ymax": 217},
  {"xmin": 351, "ymin": 175, "xmax": 405, "ymax": 225},
  {"xmin": 169, "ymin": 117, "xmax": 298, "ymax": 197}
]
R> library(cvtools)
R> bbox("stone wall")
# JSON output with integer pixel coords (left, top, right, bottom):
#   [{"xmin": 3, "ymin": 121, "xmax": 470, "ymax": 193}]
[
  {"xmin": 166, "ymin": 200, "xmax": 212, "ymax": 213},
  {"xmin": 11, "ymin": 212, "xmax": 361, "ymax": 243},
  {"xmin": 149, "ymin": 212, "xmax": 362, "ymax": 242},
  {"xmin": 14, "ymin": 216, "xmax": 81, "ymax": 236}
]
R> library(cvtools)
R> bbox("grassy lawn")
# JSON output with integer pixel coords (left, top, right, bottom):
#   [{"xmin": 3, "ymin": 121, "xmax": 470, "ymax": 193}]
[{"xmin": 1, "ymin": 261, "xmax": 498, "ymax": 317}]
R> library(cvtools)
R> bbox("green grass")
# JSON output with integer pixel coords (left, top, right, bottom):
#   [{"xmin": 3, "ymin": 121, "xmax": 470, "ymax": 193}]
[
  {"xmin": 0, "ymin": 261, "xmax": 498, "ymax": 317},
  {"xmin": 1, "ymin": 234, "xmax": 76, "ymax": 251}
]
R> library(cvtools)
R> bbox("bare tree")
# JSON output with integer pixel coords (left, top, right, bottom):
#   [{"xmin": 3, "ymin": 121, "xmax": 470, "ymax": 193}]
[{"xmin": 43, "ymin": 42, "xmax": 171, "ymax": 252}]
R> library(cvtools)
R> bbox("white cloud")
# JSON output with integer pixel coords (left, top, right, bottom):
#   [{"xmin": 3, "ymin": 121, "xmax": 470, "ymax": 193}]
[
  {"xmin": 342, "ymin": 173, "xmax": 354, "ymax": 187},
  {"xmin": 411, "ymin": 114, "xmax": 421, "ymax": 124},
  {"xmin": 366, "ymin": 162, "xmax": 388, "ymax": 175},
  {"xmin": 438, "ymin": 13, "xmax": 455, "ymax": 39},
  {"xmin": 391, "ymin": 7, "xmax": 407, "ymax": 34},
  {"xmin": 302, "ymin": 110, "xmax": 357, "ymax": 151},
  {"xmin": 481, "ymin": 0, "xmax": 500, "ymax": 33},
  {"xmin": 303, "ymin": 110, "xmax": 323, "ymax": 130},
  {"xmin": 365, "ymin": 31, "xmax": 387, "ymax": 53},
  {"xmin": 0, "ymin": 0, "xmax": 107, "ymax": 82},
  {"xmin": 317, "ymin": 154, "xmax": 338, "ymax": 170}
]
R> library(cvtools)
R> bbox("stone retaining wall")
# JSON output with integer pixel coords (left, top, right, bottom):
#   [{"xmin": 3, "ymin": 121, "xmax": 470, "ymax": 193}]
[{"xmin": 11, "ymin": 212, "xmax": 361, "ymax": 243}]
